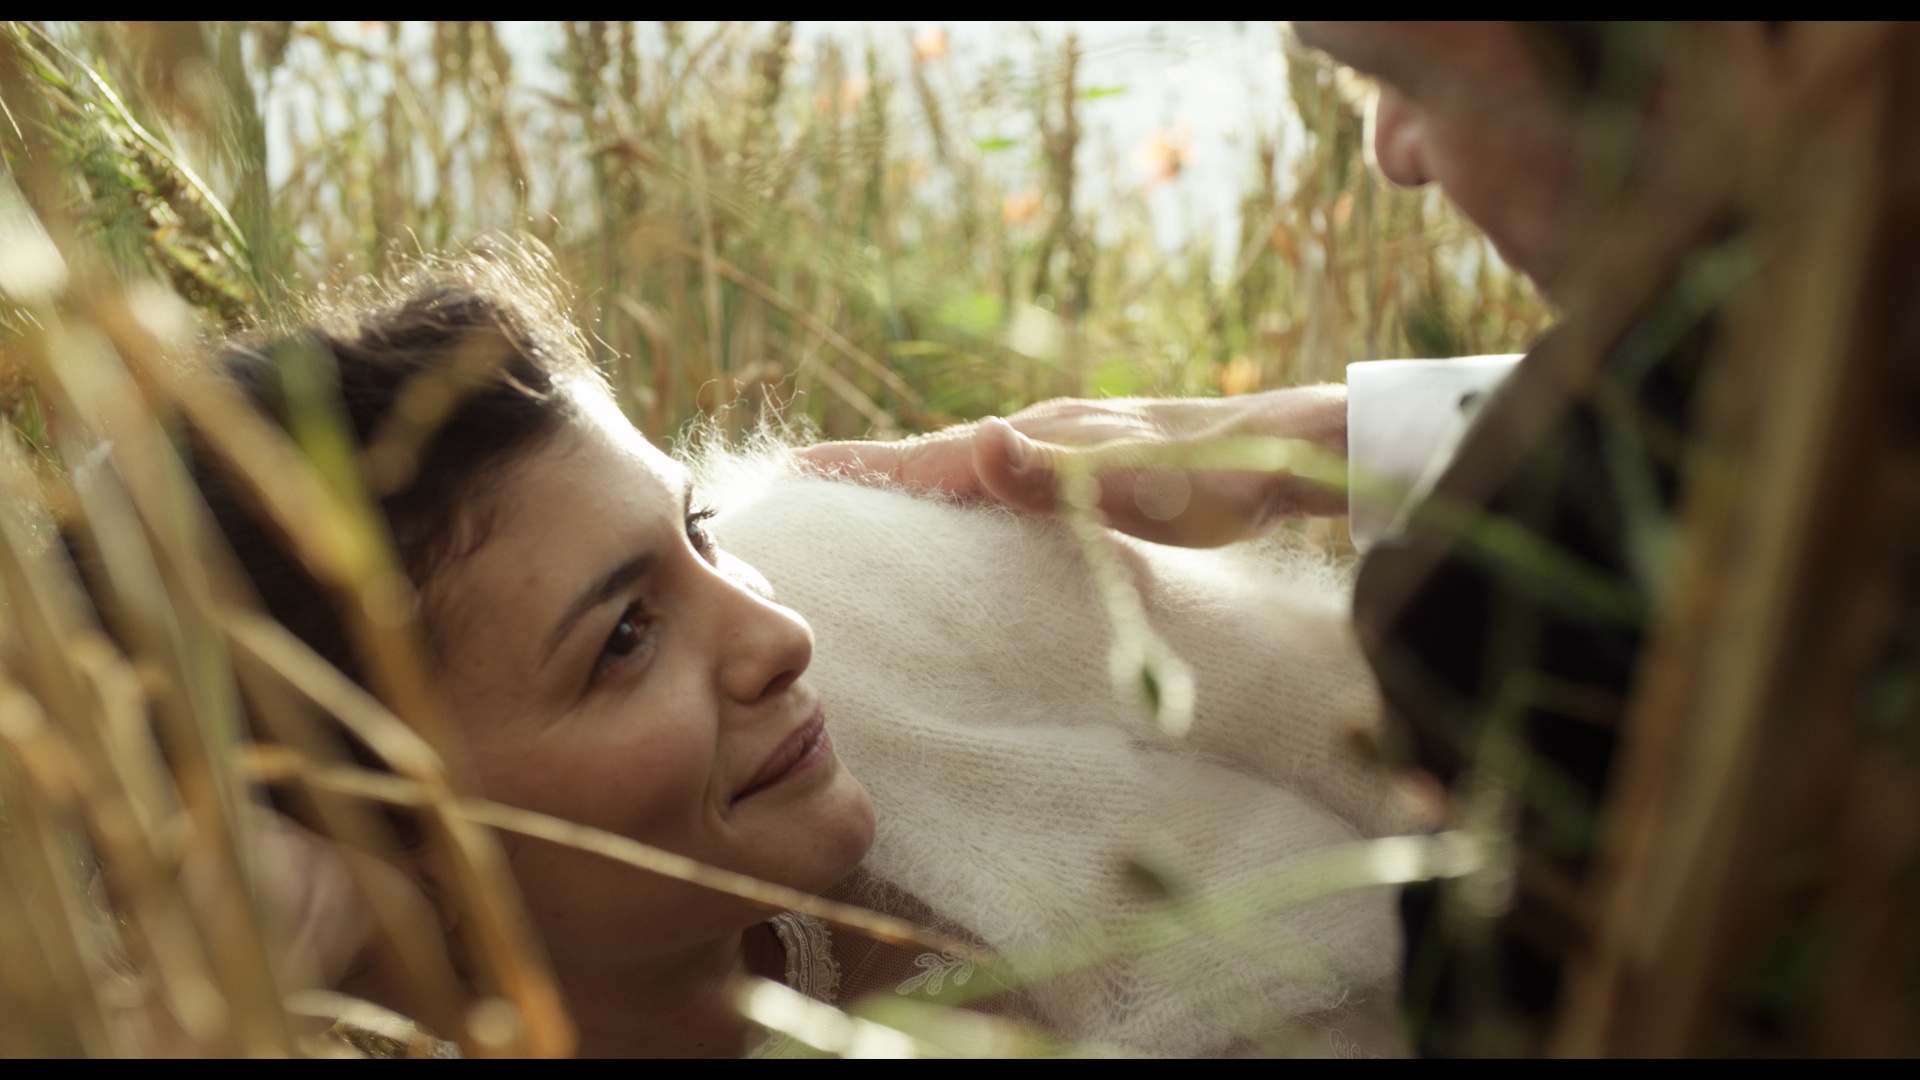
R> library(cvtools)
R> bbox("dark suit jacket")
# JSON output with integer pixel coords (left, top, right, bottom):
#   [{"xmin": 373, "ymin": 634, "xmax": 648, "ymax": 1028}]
[{"xmin": 1351, "ymin": 259, "xmax": 1727, "ymax": 1055}]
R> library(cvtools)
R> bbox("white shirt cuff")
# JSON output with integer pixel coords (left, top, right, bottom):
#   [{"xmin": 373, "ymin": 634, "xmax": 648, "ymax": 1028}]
[{"xmin": 1346, "ymin": 355, "xmax": 1523, "ymax": 553}]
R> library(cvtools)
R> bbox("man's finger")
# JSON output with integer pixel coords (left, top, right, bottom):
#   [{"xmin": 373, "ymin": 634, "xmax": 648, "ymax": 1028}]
[
  {"xmin": 795, "ymin": 428, "xmax": 986, "ymax": 496},
  {"xmin": 971, "ymin": 417, "xmax": 1064, "ymax": 514},
  {"xmin": 974, "ymin": 421, "xmax": 1261, "ymax": 544}
]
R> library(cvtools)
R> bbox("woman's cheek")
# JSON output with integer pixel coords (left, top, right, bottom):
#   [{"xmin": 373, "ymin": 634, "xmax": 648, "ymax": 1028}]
[
  {"xmin": 474, "ymin": 691, "xmax": 715, "ymax": 850},
  {"xmin": 570, "ymin": 687, "xmax": 721, "ymax": 841}
]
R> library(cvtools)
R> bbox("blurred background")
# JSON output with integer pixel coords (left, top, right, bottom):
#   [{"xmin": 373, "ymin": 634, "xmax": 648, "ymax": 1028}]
[{"xmin": 4, "ymin": 21, "xmax": 1548, "ymax": 454}]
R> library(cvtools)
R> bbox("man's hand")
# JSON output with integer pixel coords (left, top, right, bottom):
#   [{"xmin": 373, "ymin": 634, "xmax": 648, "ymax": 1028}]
[{"xmin": 795, "ymin": 385, "xmax": 1350, "ymax": 548}]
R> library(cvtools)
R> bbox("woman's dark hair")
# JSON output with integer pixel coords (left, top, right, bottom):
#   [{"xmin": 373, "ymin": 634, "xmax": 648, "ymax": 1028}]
[{"xmin": 191, "ymin": 241, "xmax": 603, "ymax": 687}]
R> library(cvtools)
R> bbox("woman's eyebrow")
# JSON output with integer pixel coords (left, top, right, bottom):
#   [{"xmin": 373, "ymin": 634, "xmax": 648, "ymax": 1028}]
[{"xmin": 540, "ymin": 550, "xmax": 657, "ymax": 668}]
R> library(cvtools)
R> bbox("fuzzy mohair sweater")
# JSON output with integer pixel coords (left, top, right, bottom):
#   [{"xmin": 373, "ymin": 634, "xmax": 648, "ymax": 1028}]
[{"xmin": 702, "ymin": 452, "xmax": 1408, "ymax": 1057}]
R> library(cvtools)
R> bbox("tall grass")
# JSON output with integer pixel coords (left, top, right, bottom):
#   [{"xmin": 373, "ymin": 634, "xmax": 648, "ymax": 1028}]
[{"xmin": 20, "ymin": 22, "xmax": 1547, "ymax": 442}]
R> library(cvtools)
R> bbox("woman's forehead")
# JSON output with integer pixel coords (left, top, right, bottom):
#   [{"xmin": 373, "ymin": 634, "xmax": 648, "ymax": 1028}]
[
  {"xmin": 539, "ymin": 384, "xmax": 688, "ymax": 528},
  {"xmin": 566, "ymin": 378, "xmax": 677, "ymax": 471},
  {"xmin": 429, "ymin": 388, "xmax": 686, "ymax": 649}
]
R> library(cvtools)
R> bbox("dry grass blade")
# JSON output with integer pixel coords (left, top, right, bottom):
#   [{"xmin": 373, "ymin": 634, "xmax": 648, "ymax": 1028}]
[
  {"xmin": 0, "ymin": 395, "xmax": 291, "ymax": 1055},
  {"xmin": 239, "ymin": 746, "xmax": 987, "ymax": 964},
  {"xmin": 0, "ymin": 684, "xmax": 124, "ymax": 1056},
  {"xmin": 1047, "ymin": 433, "xmax": 1341, "ymax": 736},
  {"xmin": 736, "ymin": 977, "xmax": 930, "ymax": 1058},
  {"xmin": 455, "ymin": 800, "xmax": 982, "ymax": 962},
  {"xmin": 361, "ymin": 332, "xmax": 522, "ymax": 497},
  {"xmin": 887, "ymin": 830, "xmax": 1486, "ymax": 1017},
  {"xmin": 1057, "ymin": 457, "xmax": 1195, "ymax": 737}
]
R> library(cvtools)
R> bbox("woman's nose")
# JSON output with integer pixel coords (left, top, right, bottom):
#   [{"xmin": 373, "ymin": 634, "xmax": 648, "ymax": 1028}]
[
  {"xmin": 1369, "ymin": 85, "xmax": 1432, "ymax": 189},
  {"xmin": 712, "ymin": 566, "xmax": 814, "ymax": 705}
]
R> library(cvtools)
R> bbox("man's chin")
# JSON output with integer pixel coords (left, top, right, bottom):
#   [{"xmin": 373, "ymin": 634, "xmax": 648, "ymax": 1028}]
[{"xmin": 1484, "ymin": 232, "xmax": 1560, "ymax": 302}]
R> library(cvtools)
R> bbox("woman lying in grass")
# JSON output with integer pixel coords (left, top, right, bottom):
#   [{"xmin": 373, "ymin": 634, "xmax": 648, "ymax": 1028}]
[{"xmin": 182, "ymin": 244, "xmax": 1412, "ymax": 1057}]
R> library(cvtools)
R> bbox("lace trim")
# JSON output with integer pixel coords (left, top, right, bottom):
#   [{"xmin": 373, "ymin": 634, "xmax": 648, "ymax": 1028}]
[
  {"xmin": 896, "ymin": 950, "xmax": 975, "ymax": 997},
  {"xmin": 768, "ymin": 911, "xmax": 840, "ymax": 1005}
]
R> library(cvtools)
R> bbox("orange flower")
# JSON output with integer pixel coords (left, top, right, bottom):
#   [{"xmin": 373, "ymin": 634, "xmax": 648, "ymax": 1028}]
[
  {"xmin": 839, "ymin": 74, "xmax": 871, "ymax": 110},
  {"xmin": 1132, "ymin": 124, "xmax": 1193, "ymax": 189},
  {"xmin": 1271, "ymin": 221, "xmax": 1299, "ymax": 264},
  {"xmin": 1002, "ymin": 190, "xmax": 1043, "ymax": 226},
  {"xmin": 913, "ymin": 29, "xmax": 949, "ymax": 63},
  {"xmin": 1332, "ymin": 191, "xmax": 1355, "ymax": 232},
  {"xmin": 1216, "ymin": 355, "xmax": 1261, "ymax": 397},
  {"xmin": 892, "ymin": 158, "xmax": 931, "ymax": 188}
]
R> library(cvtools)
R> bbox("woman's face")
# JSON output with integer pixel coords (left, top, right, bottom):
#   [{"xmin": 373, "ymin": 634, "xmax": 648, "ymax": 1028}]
[{"xmin": 426, "ymin": 382, "xmax": 873, "ymax": 976}]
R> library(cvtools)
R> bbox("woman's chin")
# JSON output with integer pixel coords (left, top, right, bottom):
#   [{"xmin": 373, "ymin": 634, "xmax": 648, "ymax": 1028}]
[
  {"xmin": 767, "ymin": 763, "xmax": 875, "ymax": 896},
  {"xmin": 842, "ymin": 771, "xmax": 877, "ymax": 860},
  {"xmin": 810, "ymin": 766, "xmax": 877, "ymax": 887}
]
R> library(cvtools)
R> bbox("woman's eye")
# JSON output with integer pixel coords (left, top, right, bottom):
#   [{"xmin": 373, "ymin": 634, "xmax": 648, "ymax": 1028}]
[
  {"xmin": 595, "ymin": 603, "xmax": 649, "ymax": 677},
  {"xmin": 687, "ymin": 505, "xmax": 718, "ymax": 560}
]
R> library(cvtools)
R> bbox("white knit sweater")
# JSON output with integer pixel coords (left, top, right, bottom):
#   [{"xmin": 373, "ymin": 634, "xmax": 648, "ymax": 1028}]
[{"xmin": 701, "ymin": 452, "xmax": 1408, "ymax": 1057}]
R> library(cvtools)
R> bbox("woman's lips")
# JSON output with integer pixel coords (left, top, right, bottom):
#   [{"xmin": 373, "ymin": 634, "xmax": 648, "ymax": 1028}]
[{"xmin": 736, "ymin": 708, "xmax": 830, "ymax": 803}]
